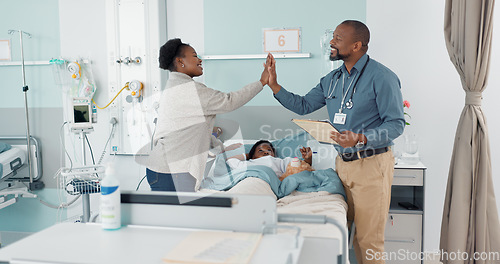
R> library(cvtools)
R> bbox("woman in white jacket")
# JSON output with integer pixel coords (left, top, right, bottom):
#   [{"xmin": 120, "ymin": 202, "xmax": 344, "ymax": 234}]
[{"xmin": 147, "ymin": 38, "xmax": 271, "ymax": 192}]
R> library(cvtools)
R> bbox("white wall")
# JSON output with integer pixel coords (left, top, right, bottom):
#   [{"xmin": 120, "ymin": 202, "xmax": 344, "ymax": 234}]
[
  {"xmin": 166, "ymin": 0, "xmax": 204, "ymax": 83},
  {"xmin": 368, "ymin": 0, "xmax": 500, "ymax": 252}
]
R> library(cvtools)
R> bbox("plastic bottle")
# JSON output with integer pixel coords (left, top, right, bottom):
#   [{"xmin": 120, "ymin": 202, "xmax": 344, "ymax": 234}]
[
  {"xmin": 291, "ymin": 157, "xmax": 300, "ymax": 167},
  {"xmin": 100, "ymin": 167, "xmax": 121, "ymax": 230}
]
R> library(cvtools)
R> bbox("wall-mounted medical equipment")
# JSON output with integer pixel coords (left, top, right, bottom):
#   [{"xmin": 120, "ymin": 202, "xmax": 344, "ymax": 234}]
[
  {"xmin": 116, "ymin": 56, "xmax": 142, "ymax": 65},
  {"xmin": 106, "ymin": 0, "xmax": 167, "ymax": 155},
  {"xmin": 92, "ymin": 81, "xmax": 143, "ymax": 109},
  {"xmin": 125, "ymin": 80, "xmax": 143, "ymax": 102},
  {"xmin": 70, "ymin": 97, "xmax": 94, "ymax": 132},
  {"xmin": 51, "ymin": 59, "xmax": 96, "ymax": 100},
  {"xmin": 67, "ymin": 61, "xmax": 81, "ymax": 79}
]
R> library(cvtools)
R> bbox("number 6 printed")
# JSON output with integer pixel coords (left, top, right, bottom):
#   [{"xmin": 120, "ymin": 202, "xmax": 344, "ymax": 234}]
[{"xmin": 278, "ymin": 35, "xmax": 285, "ymax": 46}]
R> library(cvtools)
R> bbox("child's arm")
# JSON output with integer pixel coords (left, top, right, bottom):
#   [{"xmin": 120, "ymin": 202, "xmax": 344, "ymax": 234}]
[
  {"xmin": 226, "ymin": 153, "xmax": 249, "ymax": 161},
  {"xmin": 223, "ymin": 143, "xmax": 242, "ymax": 152},
  {"xmin": 300, "ymin": 147, "xmax": 313, "ymax": 165}
]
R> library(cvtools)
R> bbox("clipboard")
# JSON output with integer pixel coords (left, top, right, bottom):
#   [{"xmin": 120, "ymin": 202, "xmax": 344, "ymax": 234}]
[{"xmin": 292, "ymin": 119, "xmax": 339, "ymax": 145}]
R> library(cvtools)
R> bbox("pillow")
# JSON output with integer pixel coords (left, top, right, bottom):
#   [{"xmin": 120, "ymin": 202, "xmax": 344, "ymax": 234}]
[
  {"xmin": 204, "ymin": 132, "xmax": 313, "ymax": 180},
  {"xmin": 220, "ymin": 131, "xmax": 312, "ymax": 159},
  {"xmin": 0, "ymin": 142, "xmax": 12, "ymax": 154},
  {"xmin": 270, "ymin": 131, "xmax": 311, "ymax": 158}
]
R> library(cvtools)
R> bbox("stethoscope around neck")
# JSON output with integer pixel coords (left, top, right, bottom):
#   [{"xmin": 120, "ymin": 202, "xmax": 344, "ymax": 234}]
[{"xmin": 325, "ymin": 56, "xmax": 370, "ymax": 111}]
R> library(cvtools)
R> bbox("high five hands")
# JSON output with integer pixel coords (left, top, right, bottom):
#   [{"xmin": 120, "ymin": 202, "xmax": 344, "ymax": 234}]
[
  {"xmin": 259, "ymin": 53, "xmax": 281, "ymax": 94},
  {"xmin": 260, "ymin": 54, "xmax": 367, "ymax": 149},
  {"xmin": 259, "ymin": 53, "xmax": 273, "ymax": 86}
]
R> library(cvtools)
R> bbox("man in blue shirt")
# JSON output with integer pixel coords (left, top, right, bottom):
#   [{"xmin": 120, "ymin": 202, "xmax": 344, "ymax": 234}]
[{"xmin": 267, "ymin": 20, "xmax": 405, "ymax": 264}]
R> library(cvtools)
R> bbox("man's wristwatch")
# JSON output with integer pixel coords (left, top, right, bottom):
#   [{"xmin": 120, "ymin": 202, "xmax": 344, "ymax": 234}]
[{"xmin": 355, "ymin": 140, "xmax": 365, "ymax": 149}]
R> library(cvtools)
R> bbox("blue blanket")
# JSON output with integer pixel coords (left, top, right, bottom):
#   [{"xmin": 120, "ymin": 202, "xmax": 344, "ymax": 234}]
[
  {"xmin": 0, "ymin": 142, "xmax": 11, "ymax": 153},
  {"xmin": 201, "ymin": 165, "xmax": 346, "ymax": 200}
]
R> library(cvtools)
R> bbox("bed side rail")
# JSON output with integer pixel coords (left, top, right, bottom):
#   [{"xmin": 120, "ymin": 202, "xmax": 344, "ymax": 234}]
[
  {"xmin": 278, "ymin": 213, "xmax": 347, "ymax": 264},
  {"xmin": 0, "ymin": 136, "xmax": 43, "ymax": 182}
]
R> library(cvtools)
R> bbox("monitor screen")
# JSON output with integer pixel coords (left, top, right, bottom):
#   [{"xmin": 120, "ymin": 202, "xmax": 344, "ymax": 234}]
[
  {"xmin": 74, "ymin": 105, "xmax": 90, "ymax": 123},
  {"xmin": 71, "ymin": 98, "xmax": 93, "ymax": 130}
]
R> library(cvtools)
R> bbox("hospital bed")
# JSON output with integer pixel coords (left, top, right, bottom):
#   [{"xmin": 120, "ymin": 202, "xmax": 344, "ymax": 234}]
[
  {"xmin": 201, "ymin": 132, "xmax": 349, "ymax": 263},
  {"xmin": 0, "ymin": 136, "xmax": 43, "ymax": 209},
  {"xmin": 0, "ymin": 191, "xmax": 347, "ymax": 264}
]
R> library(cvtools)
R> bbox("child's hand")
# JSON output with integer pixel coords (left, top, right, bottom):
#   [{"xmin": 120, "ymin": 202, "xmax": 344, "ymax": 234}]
[{"xmin": 300, "ymin": 147, "xmax": 312, "ymax": 165}]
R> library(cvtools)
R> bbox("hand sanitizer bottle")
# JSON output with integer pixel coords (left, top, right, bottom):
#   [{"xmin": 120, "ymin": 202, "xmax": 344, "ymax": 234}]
[{"xmin": 100, "ymin": 167, "xmax": 121, "ymax": 230}]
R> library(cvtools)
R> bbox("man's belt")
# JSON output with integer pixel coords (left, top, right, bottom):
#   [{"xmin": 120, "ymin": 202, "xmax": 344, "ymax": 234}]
[{"xmin": 340, "ymin": 147, "xmax": 390, "ymax": 162}]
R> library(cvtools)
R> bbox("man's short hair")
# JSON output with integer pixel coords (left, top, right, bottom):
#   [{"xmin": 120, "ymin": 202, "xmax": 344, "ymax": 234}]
[{"xmin": 341, "ymin": 20, "xmax": 370, "ymax": 48}]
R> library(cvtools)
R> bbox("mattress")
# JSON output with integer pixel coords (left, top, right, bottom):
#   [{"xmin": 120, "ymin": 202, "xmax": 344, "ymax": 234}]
[{"xmin": 0, "ymin": 147, "xmax": 26, "ymax": 179}]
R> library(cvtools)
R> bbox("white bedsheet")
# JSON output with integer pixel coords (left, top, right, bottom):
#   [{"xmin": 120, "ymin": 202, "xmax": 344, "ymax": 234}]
[
  {"xmin": 199, "ymin": 177, "xmax": 348, "ymax": 247},
  {"xmin": 277, "ymin": 190, "xmax": 348, "ymax": 263},
  {"xmin": 200, "ymin": 176, "xmax": 348, "ymax": 263}
]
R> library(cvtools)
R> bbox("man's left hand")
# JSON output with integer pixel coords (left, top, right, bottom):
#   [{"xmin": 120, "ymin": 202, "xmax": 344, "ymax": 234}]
[{"xmin": 330, "ymin": 131, "xmax": 366, "ymax": 149}]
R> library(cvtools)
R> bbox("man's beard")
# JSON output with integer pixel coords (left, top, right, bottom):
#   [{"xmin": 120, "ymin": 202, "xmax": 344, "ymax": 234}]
[{"xmin": 329, "ymin": 47, "xmax": 345, "ymax": 61}]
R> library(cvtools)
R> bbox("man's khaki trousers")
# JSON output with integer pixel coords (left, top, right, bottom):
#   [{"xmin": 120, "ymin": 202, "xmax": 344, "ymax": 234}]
[{"xmin": 336, "ymin": 150, "xmax": 394, "ymax": 264}]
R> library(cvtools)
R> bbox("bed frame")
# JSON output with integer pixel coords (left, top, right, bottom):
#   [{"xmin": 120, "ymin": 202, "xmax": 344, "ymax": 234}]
[
  {"xmin": 0, "ymin": 136, "xmax": 44, "ymax": 209},
  {"xmin": 120, "ymin": 191, "xmax": 347, "ymax": 264},
  {"xmin": 0, "ymin": 136, "xmax": 42, "ymax": 184},
  {"xmin": 205, "ymin": 137, "xmax": 347, "ymax": 263}
]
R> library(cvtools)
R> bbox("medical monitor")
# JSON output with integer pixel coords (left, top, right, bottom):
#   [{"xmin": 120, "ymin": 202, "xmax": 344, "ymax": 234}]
[{"xmin": 71, "ymin": 97, "xmax": 93, "ymax": 131}]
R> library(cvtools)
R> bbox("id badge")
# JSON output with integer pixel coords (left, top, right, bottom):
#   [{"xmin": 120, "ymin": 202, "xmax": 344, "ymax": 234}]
[{"xmin": 333, "ymin": 113, "xmax": 347, "ymax": 125}]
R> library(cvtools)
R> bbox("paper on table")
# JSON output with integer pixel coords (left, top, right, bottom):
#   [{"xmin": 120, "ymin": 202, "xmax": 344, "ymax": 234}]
[
  {"xmin": 292, "ymin": 119, "xmax": 339, "ymax": 145},
  {"xmin": 163, "ymin": 231, "xmax": 262, "ymax": 264}
]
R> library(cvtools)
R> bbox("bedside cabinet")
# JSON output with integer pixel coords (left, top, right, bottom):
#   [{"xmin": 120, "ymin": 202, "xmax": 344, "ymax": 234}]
[{"xmin": 385, "ymin": 162, "xmax": 426, "ymax": 264}]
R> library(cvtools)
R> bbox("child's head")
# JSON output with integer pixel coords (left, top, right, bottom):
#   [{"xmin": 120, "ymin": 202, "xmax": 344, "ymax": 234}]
[{"xmin": 248, "ymin": 140, "xmax": 276, "ymax": 160}]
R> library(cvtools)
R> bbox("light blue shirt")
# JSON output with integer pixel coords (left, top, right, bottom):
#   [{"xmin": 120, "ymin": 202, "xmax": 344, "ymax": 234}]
[{"xmin": 274, "ymin": 54, "xmax": 405, "ymax": 154}]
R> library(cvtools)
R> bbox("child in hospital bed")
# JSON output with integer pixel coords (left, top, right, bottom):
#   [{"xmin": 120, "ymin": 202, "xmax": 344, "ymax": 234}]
[{"xmin": 226, "ymin": 140, "xmax": 314, "ymax": 181}]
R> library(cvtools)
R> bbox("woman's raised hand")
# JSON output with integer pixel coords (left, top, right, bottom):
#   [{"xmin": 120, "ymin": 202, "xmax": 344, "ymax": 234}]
[
  {"xmin": 260, "ymin": 53, "xmax": 272, "ymax": 86},
  {"xmin": 267, "ymin": 54, "xmax": 281, "ymax": 94}
]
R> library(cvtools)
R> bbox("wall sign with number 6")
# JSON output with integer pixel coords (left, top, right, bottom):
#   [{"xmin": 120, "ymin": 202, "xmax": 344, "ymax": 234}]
[{"xmin": 263, "ymin": 28, "xmax": 301, "ymax": 53}]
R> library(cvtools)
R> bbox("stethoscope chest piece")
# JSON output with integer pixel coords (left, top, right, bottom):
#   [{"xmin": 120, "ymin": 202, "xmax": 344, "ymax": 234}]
[{"xmin": 345, "ymin": 99, "xmax": 353, "ymax": 109}]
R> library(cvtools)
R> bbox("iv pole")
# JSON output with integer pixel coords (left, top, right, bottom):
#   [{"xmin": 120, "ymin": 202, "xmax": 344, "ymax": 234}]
[{"xmin": 8, "ymin": 29, "xmax": 34, "ymax": 188}]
